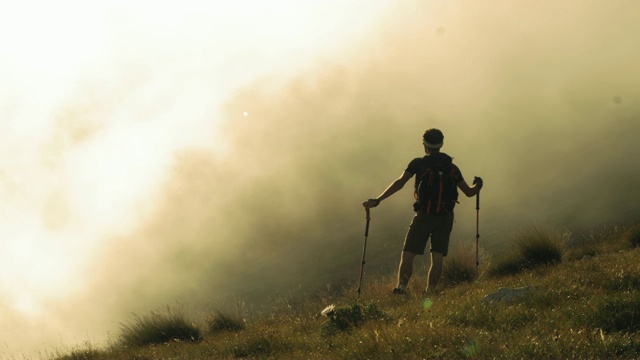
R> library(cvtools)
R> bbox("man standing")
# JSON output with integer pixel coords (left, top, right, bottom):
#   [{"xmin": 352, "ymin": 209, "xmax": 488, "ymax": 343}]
[{"xmin": 362, "ymin": 128, "xmax": 482, "ymax": 295}]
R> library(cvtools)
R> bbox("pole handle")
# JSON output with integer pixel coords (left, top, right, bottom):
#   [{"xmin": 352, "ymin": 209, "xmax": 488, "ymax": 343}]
[
  {"xmin": 364, "ymin": 208, "xmax": 370, "ymax": 236},
  {"xmin": 473, "ymin": 176, "xmax": 481, "ymax": 210}
]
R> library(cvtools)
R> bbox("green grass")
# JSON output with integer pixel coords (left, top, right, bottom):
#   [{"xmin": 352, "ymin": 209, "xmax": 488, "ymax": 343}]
[
  {"xmin": 53, "ymin": 222, "xmax": 640, "ymax": 359},
  {"xmin": 587, "ymin": 293, "xmax": 640, "ymax": 333}
]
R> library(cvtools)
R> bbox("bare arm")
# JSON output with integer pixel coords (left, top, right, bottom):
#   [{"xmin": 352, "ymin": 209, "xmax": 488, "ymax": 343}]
[
  {"xmin": 363, "ymin": 171, "xmax": 414, "ymax": 208},
  {"xmin": 458, "ymin": 179, "xmax": 481, "ymax": 197}
]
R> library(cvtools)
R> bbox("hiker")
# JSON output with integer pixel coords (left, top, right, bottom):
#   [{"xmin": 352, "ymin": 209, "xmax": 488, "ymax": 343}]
[{"xmin": 362, "ymin": 128, "xmax": 482, "ymax": 296}]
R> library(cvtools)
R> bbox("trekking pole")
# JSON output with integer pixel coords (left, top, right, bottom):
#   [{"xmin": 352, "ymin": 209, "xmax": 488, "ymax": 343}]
[
  {"xmin": 356, "ymin": 207, "xmax": 371, "ymax": 302},
  {"xmin": 475, "ymin": 182, "xmax": 480, "ymax": 273}
]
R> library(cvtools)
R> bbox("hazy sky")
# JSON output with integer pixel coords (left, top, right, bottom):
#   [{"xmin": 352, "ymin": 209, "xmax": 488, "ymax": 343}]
[
  {"xmin": 0, "ymin": 0, "xmax": 391, "ymax": 355},
  {"xmin": 1, "ymin": 0, "xmax": 639, "ymax": 356}
]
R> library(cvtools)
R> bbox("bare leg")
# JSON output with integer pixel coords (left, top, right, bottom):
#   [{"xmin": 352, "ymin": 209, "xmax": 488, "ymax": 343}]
[
  {"xmin": 397, "ymin": 251, "xmax": 417, "ymax": 288},
  {"xmin": 426, "ymin": 252, "xmax": 444, "ymax": 294}
]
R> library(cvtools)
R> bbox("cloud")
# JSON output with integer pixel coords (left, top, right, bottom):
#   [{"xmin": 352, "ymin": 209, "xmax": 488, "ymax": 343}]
[{"xmin": 88, "ymin": 0, "xmax": 640, "ymax": 320}]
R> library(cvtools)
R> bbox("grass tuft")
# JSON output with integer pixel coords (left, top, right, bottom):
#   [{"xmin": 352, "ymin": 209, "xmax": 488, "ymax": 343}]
[
  {"xmin": 320, "ymin": 302, "xmax": 384, "ymax": 335},
  {"xmin": 442, "ymin": 242, "xmax": 489, "ymax": 286},
  {"xmin": 53, "ymin": 342, "xmax": 103, "ymax": 360},
  {"xmin": 603, "ymin": 272, "xmax": 640, "ymax": 293},
  {"xmin": 223, "ymin": 329, "xmax": 294, "ymax": 359},
  {"xmin": 489, "ymin": 225, "xmax": 566, "ymax": 276},
  {"xmin": 117, "ymin": 305, "xmax": 202, "ymax": 347},
  {"xmin": 624, "ymin": 224, "xmax": 640, "ymax": 248},
  {"xmin": 229, "ymin": 336, "xmax": 273, "ymax": 358},
  {"xmin": 588, "ymin": 294, "xmax": 640, "ymax": 333},
  {"xmin": 207, "ymin": 309, "xmax": 246, "ymax": 333}
]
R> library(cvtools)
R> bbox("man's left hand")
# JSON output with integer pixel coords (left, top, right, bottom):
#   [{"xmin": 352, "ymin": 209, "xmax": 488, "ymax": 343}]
[{"xmin": 362, "ymin": 199, "xmax": 380, "ymax": 208}]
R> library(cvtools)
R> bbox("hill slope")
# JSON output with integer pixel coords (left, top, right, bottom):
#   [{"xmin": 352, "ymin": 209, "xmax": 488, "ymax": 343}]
[{"xmin": 55, "ymin": 223, "xmax": 640, "ymax": 359}]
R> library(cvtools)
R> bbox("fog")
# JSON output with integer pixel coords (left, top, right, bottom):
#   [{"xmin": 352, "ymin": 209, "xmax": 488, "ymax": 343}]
[{"xmin": 1, "ymin": 0, "xmax": 639, "ymax": 357}]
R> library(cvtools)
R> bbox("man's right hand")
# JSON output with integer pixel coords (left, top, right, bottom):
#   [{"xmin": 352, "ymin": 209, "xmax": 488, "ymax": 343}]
[
  {"xmin": 362, "ymin": 199, "xmax": 381, "ymax": 208},
  {"xmin": 473, "ymin": 177, "xmax": 484, "ymax": 190}
]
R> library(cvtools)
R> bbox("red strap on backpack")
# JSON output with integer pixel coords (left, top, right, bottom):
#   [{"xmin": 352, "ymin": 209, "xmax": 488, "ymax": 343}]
[{"xmin": 436, "ymin": 178, "xmax": 443, "ymax": 213}]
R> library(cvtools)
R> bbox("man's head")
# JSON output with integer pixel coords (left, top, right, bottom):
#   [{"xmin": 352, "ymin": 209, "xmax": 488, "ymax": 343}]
[{"xmin": 423, "ymin": 128, "xmax": 444, "ymax": 153}]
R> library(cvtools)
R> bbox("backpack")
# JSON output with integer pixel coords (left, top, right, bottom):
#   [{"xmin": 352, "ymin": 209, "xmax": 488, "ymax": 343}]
[{"xmin": 414, "ymin": 153, "xmax": 459, "ymax": 215}]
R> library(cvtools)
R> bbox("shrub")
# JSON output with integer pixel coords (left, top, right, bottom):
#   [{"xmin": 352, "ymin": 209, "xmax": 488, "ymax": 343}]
[{"xmin": 118, "ymin": 305, "xmax": 202, "ymax": 347}]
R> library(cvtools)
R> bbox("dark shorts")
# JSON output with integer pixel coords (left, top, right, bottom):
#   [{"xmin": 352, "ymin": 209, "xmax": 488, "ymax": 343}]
[{"xmin": 403, "ymin": 211, "xmax": 454, "ymax": 256}]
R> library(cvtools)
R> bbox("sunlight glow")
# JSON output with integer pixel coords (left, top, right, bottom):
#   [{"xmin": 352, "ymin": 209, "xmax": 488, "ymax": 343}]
[{"xmin": 0, "ymin": 1, "xmax": 391, "ymax": 352}]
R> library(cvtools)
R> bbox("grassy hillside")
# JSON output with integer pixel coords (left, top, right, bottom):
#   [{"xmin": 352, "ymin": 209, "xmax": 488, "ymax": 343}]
[{"xmin": 53, "ymin": 222, "xmax": 640, "ymax": 359}]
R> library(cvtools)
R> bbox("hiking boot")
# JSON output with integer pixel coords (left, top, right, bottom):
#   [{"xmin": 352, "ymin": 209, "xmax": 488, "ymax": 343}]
[{"xmin": 392, "ymin": 287, "xmax": 406, "ymax": 295}]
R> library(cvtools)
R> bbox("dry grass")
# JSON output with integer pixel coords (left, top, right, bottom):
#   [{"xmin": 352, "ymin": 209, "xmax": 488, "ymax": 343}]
[
  {"xmin": 207, "ymin": 309, "xmax": 246, "ymax": 333},
  {"xmin": 441, "ymin": 241, "xmax": 491, "ymax": 286},
  {"xmin": 117, "ymin": 305, "xmax": 202, "ymax": 348},
  {"xmin": 489, "ymin": 224, "xmax": 568, "ymax": 277},
  {"xmin": 624, "ymin": 223, "xmax": 640, "ymax": 248}
]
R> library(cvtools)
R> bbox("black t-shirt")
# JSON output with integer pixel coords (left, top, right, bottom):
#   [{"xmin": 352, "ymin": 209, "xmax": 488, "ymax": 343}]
[{"xmin": 405, "ymin": 154, "xmax": 464, "ymax": 190}]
